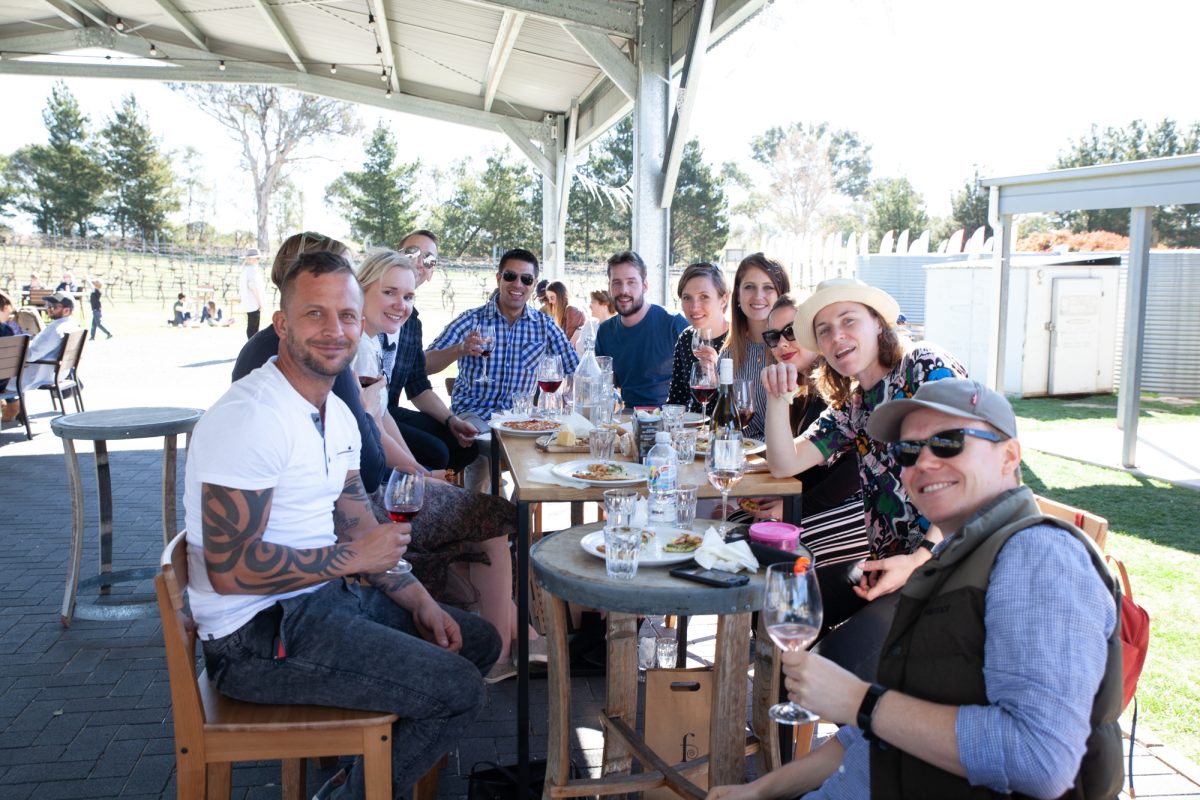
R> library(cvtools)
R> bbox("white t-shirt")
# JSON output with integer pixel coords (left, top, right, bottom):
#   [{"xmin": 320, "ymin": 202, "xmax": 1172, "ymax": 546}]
[
  {"xmin": 352, "ymin": 331, "xmax": 383, "ymax": 380},
  {"xmin": 21, "ymin": 314, "xmax": 80, "ymax": 389},
  {"xmin": 183, "ymin": 358, "xmax": 361, "ymax": 639},
  {"xmin": 238, "ymin": 264, "xmax": 265, "ymax": 312}
]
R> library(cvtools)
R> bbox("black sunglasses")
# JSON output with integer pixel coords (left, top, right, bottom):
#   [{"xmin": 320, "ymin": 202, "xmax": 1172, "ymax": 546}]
[
  {"xmin": 401, "ymin": 246, "xmax": 437, "ymax": 269},
  {"xmin": 762, "ymin": 323, "xmax": 796, "ymax": 349},
  {"xmin": 501, "ymin": 270, "xmax": 535, "ymax": 286},
  {"xmin": 890, "ymin": 428, "xmax": 1007, "ymax": 467}
]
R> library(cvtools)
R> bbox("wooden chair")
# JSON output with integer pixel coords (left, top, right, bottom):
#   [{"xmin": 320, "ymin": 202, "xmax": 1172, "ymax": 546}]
[
  {"xmin": 32, "ymin": 329, "xmax": 86, "ymax": 414},
  {"xmin": 0, "ymin": 335, "xmax": 32, "ymax": 439},
  {"xmin": 16, "ymin": 308, "xmax": 42, "ymax": 334},
  {"xmin": 1034, "ymin": 494, "xmax": 1109, "ymax": 552},
  {"xmin": 156, "ymin": 532, "xmax": 400, "ymax": 799},
  {"xmin": 26, "ymin": 287, "xmax": 53, "ymax": 308}
]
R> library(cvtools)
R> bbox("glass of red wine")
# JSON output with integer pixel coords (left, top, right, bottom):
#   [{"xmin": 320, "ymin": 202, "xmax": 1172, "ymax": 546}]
[
  {"xmin": 689, "ymin": 361, "xmax": 717, "ymax": 431},
  {"xmin": 382, "ymin": 469, "xmax": 424, "ymax": 575},
  {"xmin": 764, "ymin": 559, "xmax": 823, "ymax": 724},
  {"xmin": 474, "ymin": 320, "xmax": 496, "ymax": 384},
  {"xmin": 733, "ymin": 379, "xmax": 754, "ymax": 433},
  {"xmin": 537, "ymin": 354, "xmax": 564, "ymax": 419}
]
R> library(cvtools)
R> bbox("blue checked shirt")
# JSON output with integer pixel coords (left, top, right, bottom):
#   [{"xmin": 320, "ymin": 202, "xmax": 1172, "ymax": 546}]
[
  {"xmin": 426, "ymin": 298, "xmax": 579, "ymax": 420},
  {"xmin": 385, "ymin": 309, "xmax": 433, "ymax": 407},
  {"xmin": 808, "ymin": 524, "xmax": 1115, "ymax": 799}
]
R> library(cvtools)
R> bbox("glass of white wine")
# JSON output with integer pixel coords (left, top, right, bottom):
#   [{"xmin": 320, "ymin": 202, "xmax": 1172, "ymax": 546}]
[
  {"xmin": 763, "ymin": 559, "xmax": 823, "ymax": 724},
  {"xmin": 705, "ymin": 429, "xmax": 744, "ymax": 535}
]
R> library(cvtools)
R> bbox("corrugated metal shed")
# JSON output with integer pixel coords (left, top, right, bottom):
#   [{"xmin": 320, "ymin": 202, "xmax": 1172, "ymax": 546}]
[{"xmin": 1114, "ymin": 251, "xmax": 1200, "ymax": 397}]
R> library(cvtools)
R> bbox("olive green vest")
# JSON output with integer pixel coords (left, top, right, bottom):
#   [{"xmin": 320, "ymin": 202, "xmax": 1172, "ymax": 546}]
[{"xmin": 870, "ymin": 486, "xmax": 1123, "ymax": 800}]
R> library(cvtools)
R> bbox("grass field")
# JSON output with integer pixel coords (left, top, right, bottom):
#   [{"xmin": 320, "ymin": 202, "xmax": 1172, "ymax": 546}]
[{"xmin": 1012, "ymin": 392, "xmax": 1200, "ymax": 429}]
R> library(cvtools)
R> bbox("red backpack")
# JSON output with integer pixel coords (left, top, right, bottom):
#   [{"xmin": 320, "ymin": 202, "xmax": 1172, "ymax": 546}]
[{"xmin": 1107, "ymin": 555, "xmax": 1150, "ymax": 712}]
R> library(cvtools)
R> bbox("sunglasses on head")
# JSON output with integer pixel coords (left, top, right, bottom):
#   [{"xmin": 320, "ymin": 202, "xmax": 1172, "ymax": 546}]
[
  {"xmin": 890, "ymin": 428, "xmax": 1007, "ymax": 467},
  {"xmin": 501, "ymin": 270, "xmax": 535, "ymax": 286},
  {"xmin": 401, "ymin": 246, "xmax": 437, "ymax": 269},
  {"xmin": 762, "ymin": 323, "xmax": 796, "ymax": 349}
]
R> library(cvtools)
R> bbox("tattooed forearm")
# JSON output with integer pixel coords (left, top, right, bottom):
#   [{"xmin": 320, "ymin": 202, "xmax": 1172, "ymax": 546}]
[
  {"xmin": 333, "ymin": 472, "xmax": 373, "ymax": 541},
  {"xmin": 202, "ymin": 483, "xmax": 356, "ymax": 595},
  {"xmin": 367, "ymin": 569, "xmax": 417, "ymax": 595}
]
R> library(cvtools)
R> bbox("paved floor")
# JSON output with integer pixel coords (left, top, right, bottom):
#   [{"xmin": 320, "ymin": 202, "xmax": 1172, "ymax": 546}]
[
  {"xmin": 3, "ymin": 324, "xmax": 1199, "ymax": 797},
  {"xmin": 1024, "ymin": 420, "xmax": 1200, "ymax": 490}
]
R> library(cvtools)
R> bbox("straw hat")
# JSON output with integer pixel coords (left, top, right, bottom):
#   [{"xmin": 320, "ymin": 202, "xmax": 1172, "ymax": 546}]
[{"xmin": 793, "ymin": 277, "xmax": 900, "ymax": 352}]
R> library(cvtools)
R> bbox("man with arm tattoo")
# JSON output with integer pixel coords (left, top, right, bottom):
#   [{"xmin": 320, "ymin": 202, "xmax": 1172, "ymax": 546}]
[{"xmin": 183, "ymin": 252, "xmax": 500, "ymax": 798}]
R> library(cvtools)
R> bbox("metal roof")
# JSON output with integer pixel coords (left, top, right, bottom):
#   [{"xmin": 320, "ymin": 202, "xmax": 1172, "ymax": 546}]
[{"xmin": 0, "ymin": 0, "xmax": 768, "ymax": 146}]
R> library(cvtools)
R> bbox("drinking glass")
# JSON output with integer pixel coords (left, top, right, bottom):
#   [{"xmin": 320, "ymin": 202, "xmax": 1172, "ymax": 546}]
[
  {"xmin": 603, "ymin": 488, "xmax": 638, "ymax": 528},
  {"xmin": 511, "ymin": 389, "xmax": 534, "ymax": 417},
  {"xmin": 382, "ymin": 469, "xmax": 425, "ymax": 574},
  {"xmin": 537, "ymin": 354, "xmax": 565, "ymax": 418},
  {"xmin": 689, "ymin": 361, "xmax": 717, "ymax": 431},
  {"xmin": 656, "ymin": 634, "xmax": 679, "ymax": 668},
  {"xmin": 589, "ymin": 427, "xmax": 617, "ymax": 464},
  {"xmin": 691, "ymin": 327, "xmax": 712, "ymax": 356},
  {"xmin": 705, "ymin": 430, "xmax": 745, "ymax": 535},
  {"xmin": 673, "ymin": 484, "xmax": 698, "ymax": 530},
  {"xmin": 474, "ymin": 321, "xmax": 496, "ymax": 384},
  {"xmin": 763, "ymin": 561, "xmax": 824, "ymax": 724},
  {"xmin": 671, "ymin": 428, "xmax": 698, "ymax": 463},
  {"xmin": 733, "ymin": 379, "xmax": 754, "ymax": 433},
  {"xmin": 660, "ymin": 404, "xmax": 686, "ymax": 431},
  {"xmin": 603, "ymin": 526, "xmax": 641, "ymax": 580}
]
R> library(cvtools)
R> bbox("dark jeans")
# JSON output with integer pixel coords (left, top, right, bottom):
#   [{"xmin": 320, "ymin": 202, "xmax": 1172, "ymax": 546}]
[
  {"xmin": 89, "ymin": 311, "xmax": 111, "ymax": 339},
  {"xmin": 201, "ymin": 579, "xmax": 500, "ymax": 797},
  {"xmin": 245, "ymin": 309, "xmax": 261, "ymax": 340},
  {"xmin": 390, "ymin": 405, "xmax": 479, "ymax": 473}
]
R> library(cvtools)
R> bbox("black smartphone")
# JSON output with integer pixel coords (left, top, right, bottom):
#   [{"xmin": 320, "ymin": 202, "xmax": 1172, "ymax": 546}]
[{"xmin": 669, "ymin": 565, "xmax": 750, "ymax": 588}]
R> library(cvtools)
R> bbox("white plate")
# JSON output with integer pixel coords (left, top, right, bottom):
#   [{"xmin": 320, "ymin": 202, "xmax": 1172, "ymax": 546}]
[
  {"xmin": 580, "ymin": 527, "xmax": 701, "ymax": 567},
  {"xmin": 681, "ymin": 412, "xmax": 707, "ymax": 426},
  {"xmin": 694, "ymin": 436, "xmax": 766, "ymax": 456},
  {"xmin": 490, "ymin": 419, "xmax": 561, "ymax": 437},
  {"xmin": 552, "ymin": 459, "xmax": 648, "ymax": 486}
]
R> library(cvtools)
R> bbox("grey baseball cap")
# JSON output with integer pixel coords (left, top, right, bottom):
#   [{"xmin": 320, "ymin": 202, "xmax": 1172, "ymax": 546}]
[{"xmin": 867, "ymin": 378, "xmax": 1018, "ymax": 442}]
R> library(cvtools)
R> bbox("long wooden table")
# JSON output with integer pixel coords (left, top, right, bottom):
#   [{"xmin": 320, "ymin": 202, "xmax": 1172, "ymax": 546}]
[{"xmin": 489, "ymin": 427, "xmax": 805, "ymax": 797}]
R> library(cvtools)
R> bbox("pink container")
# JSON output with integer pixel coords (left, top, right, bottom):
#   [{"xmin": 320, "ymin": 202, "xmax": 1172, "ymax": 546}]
[{"xmin": 748, "ymin": 521, "xmax": 803, "ymax": 552}]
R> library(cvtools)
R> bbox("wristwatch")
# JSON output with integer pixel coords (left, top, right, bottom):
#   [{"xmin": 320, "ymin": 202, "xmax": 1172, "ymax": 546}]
[
  {"xmin": 857, "ymin": 682, "xmax": 889, "ymax": 741},
  {"xmin": 917, "ymin": 538, "xmax": 936, "ymax": 553}
]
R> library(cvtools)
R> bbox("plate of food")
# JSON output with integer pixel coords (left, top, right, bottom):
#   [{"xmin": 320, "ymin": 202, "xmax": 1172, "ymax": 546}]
[
  {"xmin": 490, "ymin": 418, "xmax": 561, "ymax": 436},
  {"xmin": 681, "ymin": 412, "xmax": 707, "ymax": 427},
  {"xmin": 552, "ymin": 459, "xmax": 648, "ymax": 486},
  {"xmin": 580, "ymin": 527, "xmax": 704, "ymax": 566},
  {"xmin": 694, "ymin": 435, "xmax": 766, "ymax": 456}
]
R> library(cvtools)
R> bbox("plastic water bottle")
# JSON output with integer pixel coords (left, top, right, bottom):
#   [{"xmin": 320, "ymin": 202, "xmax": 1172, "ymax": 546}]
[{"xmin": 646, "ymin": 431, "xmax": 678, "ymax": 524}]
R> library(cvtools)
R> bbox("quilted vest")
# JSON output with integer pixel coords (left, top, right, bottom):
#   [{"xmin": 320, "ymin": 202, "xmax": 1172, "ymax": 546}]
[{"xmin": 870, "ymin": 486, "xmax": 1123, "ymax": 800}]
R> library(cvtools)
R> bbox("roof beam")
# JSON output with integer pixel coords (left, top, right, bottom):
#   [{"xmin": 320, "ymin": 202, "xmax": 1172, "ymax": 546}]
[
  {"xmin": 248, "ymin": 0, "xmax": 307, "ymax": 73},
  {"xmin": 457, "ymin": 0, "xmax": 635, "ymax": 38},
  {"xmin": 151, "ymin": 0, "xmax": 209, "ymax": 51},
  {"xmin": 368, "ymin": 0, "xmax": 398, "ymax": 92},
  {"xmin": 51, "ymin": 0, "xmax": 107, "ymax": 28},
  {"xmin": 38, "ymin": 0, "xmax": 87, "ymax": 28},
  {"xmin": 481, "ymin": 10, "xmax": 523, "ymax": 112},
  {"xmin": 562, "ymin": 24, "xmax": 635, "ymax": 100},
  {"xmin": 556, "ymin": 102, "xmax": 578, "ymax": 235},
  {"xmin": 498, "ymin": 116, "xmax": 554, "ymax": 176},
  {"xmin": 0, "ymin": 26, "xmax": 112, "ymax": 54},
  {"xmin": 660, "ymin": 0, "xmax": 715, "ymax": 207}
]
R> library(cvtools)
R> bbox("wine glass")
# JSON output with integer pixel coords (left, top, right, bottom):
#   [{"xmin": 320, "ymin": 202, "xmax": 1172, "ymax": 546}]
[
  {"xmin": 733, "ymin": 379, "xmax": 754, "ymax": 434},
  {"xmin": 705, "ymin": 429, "xmax": 744, "ymax": 535},
  {"xmin": 474, "ymin": 321, "xmax": 496, "ymax": 384},
  {"xmin": 382, "ymin": 469, "xmax": 424, "ymax": 575},
  {"xmin": 763, "ymin": 560, "xmax": 824, "ymax": 725},
  {"xmin": 691, "ymin": 327, "xmax": 712, "ymax": 356},
  {"xmin": 689, "ymin": 361, "xmax": 717, "ymax": 429},
  {"xmin": 537, "ymin": 354, "xmax": 564, "ymax": 419}
]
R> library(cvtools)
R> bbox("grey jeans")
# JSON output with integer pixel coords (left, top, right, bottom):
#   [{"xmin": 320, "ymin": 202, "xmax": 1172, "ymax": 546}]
[{"xmin": 201, "ymin": 579, "xmax": 501, "ymax": 797}]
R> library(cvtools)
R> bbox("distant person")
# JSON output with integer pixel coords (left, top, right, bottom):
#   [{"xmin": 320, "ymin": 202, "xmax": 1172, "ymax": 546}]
[
  {"xmin": 21, "ymin": 293, "xmax": 78, "ymax": 390},
  {"xmin": 200, "ymin": 300, "xmax": 230, "ymax": 326},
  {"xmin": 534, "ymin": 278, "xmax": 550, "ymax": 315},
  {"xmin": 544, "ymin": 281, "xmax": 586, "ymax": 344},
  {"xmin": 595, "ymin": 250, "xmax": 687, "ymax": 408},
  {"xmin": 88, "ymin": 279, "xmax": 113, "ymax": 340},
  {"xmin": 0, "ymin": 291, "xmax": 23, "ymax": 337},
  {"xmin": 238, "ymin": 248, "xmax": 266, "ymax": 339},
  {"xmin": 588, "ymin": 289, "xmax": 615, "ymax": 323},
  {"xmin": 25, "ymin": 273, "xmax": 45, "ymax": 294},
  {"xmin": 55, "ymin": 272, "xmax": 79, "ymax": 293},
  {"xmin": 665, "ymin": 262, "xmax": 730, "ymax": 411},
  {"xmin": 171, "ymin": 293, "xmax": 192, "ymax": 326}
]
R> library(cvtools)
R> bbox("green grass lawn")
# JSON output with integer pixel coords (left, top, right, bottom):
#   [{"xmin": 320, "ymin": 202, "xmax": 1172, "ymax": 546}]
[
  {"xmin": 1021, "ymin": 448, "xmax": 1200, "ymax": 763},
  {"xmin": 1011, "ymin": 393, "xmax": 1200, "ymax": 430}
]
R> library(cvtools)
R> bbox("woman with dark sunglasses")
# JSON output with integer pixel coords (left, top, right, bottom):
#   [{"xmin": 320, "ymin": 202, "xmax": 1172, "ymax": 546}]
[{"xmin": 761, "ymin": 278, "xmax": 967, "ymax": 619}]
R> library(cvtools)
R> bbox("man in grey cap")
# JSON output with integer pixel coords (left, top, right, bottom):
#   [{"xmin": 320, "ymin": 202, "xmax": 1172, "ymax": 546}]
[
  {"xmin": 238, "ymin": 248, "xmax": 265, "ymax": 340},
  {"xmin": 22, "ymin": 292, "xmax": 79, "ymax": 389},
  {"xmin": 708, "ymin": 378, "xmax": 1124, "ymax": 800}
]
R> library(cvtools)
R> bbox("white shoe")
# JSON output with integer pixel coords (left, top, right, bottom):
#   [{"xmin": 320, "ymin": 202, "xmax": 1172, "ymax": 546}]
[
  {"xmin": 518, "ymin": 636, "xmax": 549, "ymax": 665},
  {"xmin": 484, "ymin": 661, "xmax": 518, "ymax": 684}
]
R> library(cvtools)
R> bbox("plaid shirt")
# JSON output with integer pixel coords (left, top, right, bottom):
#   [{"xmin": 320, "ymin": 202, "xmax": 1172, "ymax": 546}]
[
  {"xmin": 427, "ymin": 298, "xmax": 579, "ymax": 420},
  {"xmin": 385, "ymin": 309, "xmax": 433, "ymax": 407}
]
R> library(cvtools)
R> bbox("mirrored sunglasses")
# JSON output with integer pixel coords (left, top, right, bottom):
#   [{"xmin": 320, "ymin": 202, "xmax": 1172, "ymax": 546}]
[
  {"xmin": 401, "ymin": 246, "xmax": 437, "ymax": 269},
  {"xmin": 501, "ymin": 270, "xmax": 535, "ymax": 286},
  {"xmin": 762, "ymin": 323, "xmax": 796, "ymax": 349},
  {"xmin": 890, "ymin": 428, "xmax": 1007, "ymax": 467}
]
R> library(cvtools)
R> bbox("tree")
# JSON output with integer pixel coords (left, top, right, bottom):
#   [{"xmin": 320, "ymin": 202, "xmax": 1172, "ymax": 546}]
[
  {"xmin": 566, "ymin": 116, "xmax": 631, "ymax": 260},
  {"xmin": 8, "ymin": 82, "xmax": 106, "ymax": 236},
  {"xmin": 99, "ymin": 94, "xmax": 179, "ymax": 240},
  {"xmin": 177, "ymin": 146, "xmax": 212, "ymax": 247},
  {"xmin": 325, "ymin": 122, "xmax": 420, "ymax": 248},
  {"xmin": 749, "ymin": 122, "xmax": 872, "ymax": 239},
  {"xmin": 670, "ymin": 139, "xmax": 729, "ymax": 264},
  {"xmin": 867, "ymin": 177, "xmax": 928, "ymax": 250},
  {"xmin": 433, "ymin": 148, "xmax": 540, "ymax": 259},
  {"xmin": 272, "ymin": 178, "xmax": 305, "ymax": 248},
  {"xmin": 1054, "ymin": 118, "xmax": 1200, "ymax": 246},
  {"xmin": 170, "ymin": 84, "xmax": 360, "ymax": 250},
  {"xmin": 949, "ymin": 168, "xmax": 992, "ymax": 240}
]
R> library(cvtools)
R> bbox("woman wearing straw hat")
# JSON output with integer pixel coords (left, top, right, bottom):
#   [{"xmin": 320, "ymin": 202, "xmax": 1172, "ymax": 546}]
[{"xmin": 762, "ymin": 277, "xmax": 966, "ymax": 617}]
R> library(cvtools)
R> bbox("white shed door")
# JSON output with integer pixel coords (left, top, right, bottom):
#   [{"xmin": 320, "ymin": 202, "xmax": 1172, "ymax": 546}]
[{"xmin": 1048, "ymin": 277, "xmax": 1103, "ymax": 395}]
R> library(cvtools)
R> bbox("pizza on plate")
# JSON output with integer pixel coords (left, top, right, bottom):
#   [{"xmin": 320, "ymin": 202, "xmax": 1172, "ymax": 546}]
[
  {"xmin": 572, "ymin": 462, "xmax": 630, "ymax": 481},
  {"xmin": 663, "ymin": 533, "xmax": 703, "ymax": 553},
  {"xmin": 504, "ymin": 419, "xmax": 559, "ymax": 432}
]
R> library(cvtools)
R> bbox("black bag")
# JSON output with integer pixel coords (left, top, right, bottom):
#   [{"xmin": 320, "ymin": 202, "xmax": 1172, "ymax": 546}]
[{"xmin": 467, "ymin": 759, "xmax": 577, "ymax": 800}]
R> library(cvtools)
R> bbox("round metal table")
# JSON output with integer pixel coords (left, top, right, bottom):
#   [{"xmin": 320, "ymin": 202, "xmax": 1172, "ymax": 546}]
[{"xmin": 51, "ymin": 407, "xmax": 203, "ymax": 626}]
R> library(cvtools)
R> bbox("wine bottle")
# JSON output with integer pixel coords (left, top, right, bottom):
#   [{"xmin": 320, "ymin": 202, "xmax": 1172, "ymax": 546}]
[{"xmin": 710, "ymin": 358, "xmax": 739, "ymax": 434}]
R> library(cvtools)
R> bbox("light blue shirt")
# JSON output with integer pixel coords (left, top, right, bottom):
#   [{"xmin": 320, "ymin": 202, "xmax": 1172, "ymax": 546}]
[{"xmin": 808, "ymin": 523, "xmax": 1116, "ymax": 799}]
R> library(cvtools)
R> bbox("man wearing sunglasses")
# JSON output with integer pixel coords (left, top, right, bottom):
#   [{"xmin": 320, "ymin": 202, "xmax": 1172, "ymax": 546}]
[{"xmin": 710, "ymin": 379, "xmax": 1122, "ymax": 800}]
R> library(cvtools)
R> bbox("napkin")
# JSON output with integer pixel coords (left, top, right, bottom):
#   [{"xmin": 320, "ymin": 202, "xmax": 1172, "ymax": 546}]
[
  {"xmin": 528, "ymin": 463, "xmax": 589, "ymax": 489},
  {"xmin": 694, "ymin": 526, "xmax": 759, "ymax": 573}
]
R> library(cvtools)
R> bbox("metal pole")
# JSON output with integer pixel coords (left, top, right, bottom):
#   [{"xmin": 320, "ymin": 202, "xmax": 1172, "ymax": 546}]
[
  {"xmin": 632, "ymin": 0, "xmax": 671, "ymax": 305},
  {"xmin": 1120, "ymin": 207, "xmax": 1153, "ymax": 467}
]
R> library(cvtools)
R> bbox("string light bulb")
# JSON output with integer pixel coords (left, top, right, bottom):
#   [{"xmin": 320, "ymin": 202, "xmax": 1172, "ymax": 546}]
[
  {"xmin": 218, "ymin": 60, "xmax": 226, "ymax": 70},
  {"xmin": 149, "ymin": 43, "xmax": 158, "ymax": 56},
  {"xmin": 379, "ymin": 68, "xmax": 387, "ymax": 82},
  {"xmin": 114, "ymin": 18, "xmax": 125, "ymax": 31},
  {"xmin": 330, "ymin": 63, "xmax": 337, "ymax": 74},
  {"xmin": 368, "ymin": 12, "xmax": 376, "ymax": 27},
  {"xmin": 376, "ymin": 44, "xmax": 382, "ymax": 55},
  {"xmin": 386, "ymin": 87, "xmax": 393, "ymax": 98}
]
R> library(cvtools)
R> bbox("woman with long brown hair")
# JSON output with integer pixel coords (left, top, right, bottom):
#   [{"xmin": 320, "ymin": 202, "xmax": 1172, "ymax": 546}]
[
  {"xmin": 544, "ymin": 280, "xmax": 586, "ymax": 344},
  {"xmin": 665, "ymin": 262, "xmax": 730, "ymax": 411},
  {"xmin": 723, "ymin": 253, "xmax": 789, "ymax": 438}
]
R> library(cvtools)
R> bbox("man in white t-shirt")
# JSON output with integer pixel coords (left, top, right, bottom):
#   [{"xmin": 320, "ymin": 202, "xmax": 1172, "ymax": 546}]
[
  {"xmin": 21, "ymin": 292, "xmax": 80, "ymax": 389},
  {"xmin": 237, "ymin": 248, "xmax": 266, "ymax": 340},
  {"xmin": 184, "ymin": 251, "xmax": 500, "ymax": 797}
]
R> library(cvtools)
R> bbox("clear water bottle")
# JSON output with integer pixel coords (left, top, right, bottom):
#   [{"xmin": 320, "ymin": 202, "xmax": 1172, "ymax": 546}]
[
  {"xmin": 573, "ymin": 325, "xmax": 601, "ymax": 422},
  {"xmin": 646, "ymin": 431, "xmax": 678, "ymax": 524}
]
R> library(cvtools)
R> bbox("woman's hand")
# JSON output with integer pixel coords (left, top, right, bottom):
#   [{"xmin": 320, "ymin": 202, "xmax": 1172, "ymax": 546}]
[
  {"xmin": 693, "ymin": 343, "xmax": 720, "ymax": 370},
  {"xmin": 359, "ymin": 375, "xmax": 386, "ymax": 421},
  {"xmin": 852, "ymin": 549, "xmax": 931, "ymax": 601},
  {"xmin": 761, "ymin": 362, "xmax": 798, "ymax": 399}
]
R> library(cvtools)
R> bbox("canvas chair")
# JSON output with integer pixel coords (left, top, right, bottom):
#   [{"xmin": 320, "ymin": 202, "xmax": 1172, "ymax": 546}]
[
  {"xmin": 32, "ymin": 328, "xmax": 86, "ymax": 414},
  {"xmin": 0, "ymin": 335, "xmax": 32, "ymax": 439},
  {"xmin": 1034, "ymin": 494, "xmax": 1110, "ymax": 552}
]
